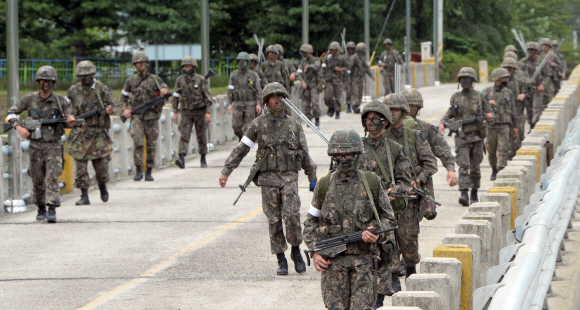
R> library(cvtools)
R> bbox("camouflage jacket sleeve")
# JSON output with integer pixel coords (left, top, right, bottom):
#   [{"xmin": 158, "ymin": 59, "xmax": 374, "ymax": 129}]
[
  {"xmin": 172, "ymin": 77, "xmax": 181, "ymax": 112},
  {"xmin": 395, "ymin": 51, "xmax": 404, "ymax": 65},
  {"xmin": 377, "ymin": 177, "xmax": 398, "ymax": 232},
  {"xmin": 295, "ymin": 60, "xmax": 305, "ymax": 81},
  {"xmin": 364, "ymin": 60, "xmax": 373, "ymax": 78},
  {"xmin": 426, "ymin": 123, "xmax": 455, "ymax": 172},
  {"xmin": 227, "ymin": 72, "xmax": 235, "ymax": 105},
  {"xmin": 7, "ymin": 93, "xmax": 31, "ymax": 128},
  {"xmin": 66, "ymin": 87, "xmax": 78, "ymax": 115},
  {"xmin": 287, "ymin": 60, "xmax": 297, "ymax": 74},
  {"xmin": 480, "ymin": 91, "xmax": 492, "ymax": 115},
  {"xmin": 393, "ymin": 141, "xmax": 413, "ymax": 192},
  {"xmin": 120, "ymin": 77, "xmax": 133, "ymax": 111},
  {"xmin": 253, "ymin": 72, "xmax": 263, "ymax": 107},
  {"xmin": 221, "ymin": 118, "xmax": 259, "ymax": 176},
  {"xmin": 155, "ymin": 75, "xmax": 169, "ymax": 91},
  {"xmin": 303, "ymin": 182, "xmax": 322, "ymax": 251},
  {"xmin": 100, "ymin": 83, "xmax": 117, "ymax": 114},
  {"xmin": 298, "ymin": 123, "xmax": 317, "ymax": 182},
  {"xmin": 202, "ymin": 77, "xmax": 213, "ymax": 114},
  {"xmin": 413, "ymin": 130, "xmax": 438, "ymax": 184},
  {"xmin": 378, "ymin": 51, "xmax": 387, "ymax": 63},
  {"xmin": 440, "ymin": 95, "xmax": 457, "ymax": 124}
]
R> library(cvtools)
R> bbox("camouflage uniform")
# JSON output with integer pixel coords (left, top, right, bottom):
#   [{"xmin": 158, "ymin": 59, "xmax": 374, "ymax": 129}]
[
  {"xmin": 322, "ymin": 43, "xmax": 348, "ymax": 115},
  {"xmin": 378, "ymin": 39, "xmax": 404, "ymax": 95},
  {"xmin": 275, "ymin": 44, "xmax": 297, "ymax": 92},
  {"xmin": 501, "ymin": 58, "xmax": 528, "ymax": 157},
  {"xmin": 222, "ymin": 83, "xmax": 317, "ymax": 255},
  {"xmin": 349, "ymin": 43, "xmax": 374, "ymax": 113},
  {"xmin": 297, "ymin": 45, "xmax": 322, "ymax": 120},
  {"xmin": 303, "ymin": 129, "xmax": 397, "ymax": 310},
  {"xmin": 64, "ymin": 78, "xmax": 115, "ymax": 189},
  {"xmin": 250, "ymin": 53, "xmax": 268, "ymax": 90},
  {"xmin": 7, "ymin": 67, "xmax": 71, "ymax": 208},
  {"xmin": 345, "ymin": 42, "xmax": 356, "ymax": 111},
  {"xmin": 553, "ymin": 40, "xmax": 567, "ymax": 94},
  {"xmin": 228, "ymin": 53, "xmax": 262, "ymax": 140},
  {"xmin": 539, "ymin": 38, "xmax": 563, "ymax": 101},
  {"xmin": 520, "ymin": 42, "xmax": 550, "ymax": 127},
  {"xmin": 173, "ymin": 71, "xmax": 212, "ymax": 156},
  {"xmin": 260, "ymin": 46, "xmax": 288, "ymax": 91}
]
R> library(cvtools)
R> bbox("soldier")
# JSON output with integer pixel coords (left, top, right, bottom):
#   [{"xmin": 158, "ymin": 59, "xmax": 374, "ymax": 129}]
[
  {"xmin": 539, "ymin": 37, "xmax": 562, "ymax": 102},
  {"xmin": 501, "ymin": 57, "xmax": 528, "ymax": 158},
  {"xmin": 552, "ymin": 40, "xmax": 567, "ymax": 82},
  {"xmin": 296, "ymin": 44, "xmax": 322, "ymax": 127},
  {"xmin": 520, "ymin": 42, "xmax": 549, "ymax": 128},
  {"xmin": 439, "ymin": 67, "xmax": 493, "ymax": 206},
  {"xmin": 275, "ymin": 44, "xmax": 296, "ymax": 92},
  {"xmin": 483, "ymin": 68, "xmax": 518, "ymax": 180},
  {"xmin": 358, "ymin": 101, "xmax": 413, "ymax": 306},
  {"xmin": 227, "ymin": 52, "xmax": 262, "ymax": 141},
  {"xmin": 7, "ymin": 66, "xmax": 75, "ymax": 223},
  {"xmin": 260, "ymin": 45, "xmax": 288, "ymax": 91},
  {"xmin": 348, "ymin": 42, "xmax": 376, "ymax": 114},
  {"xmin": 504, "ymin": 45, "xmax": 518, "ymax": 56},
  {"xmin": 219, "ymin": 82, "xmax": 316, "ymax": 275},
  {"xmin": 64, "ymin": 60, "xmax": 115, "ymax": 206},
  {"xmin": 379, "ymin": 38, "xmax": 404, "ymax": 95},
  {"xmin": 249, "ymin": 53, "xmax": 268, "ymax": 90},
  {"xmin": 401, "ymin": 88, "xmax": 458, "ymax": 191},
  {"xmin": 384, "ymin": 93, "xmax": 438, "ymax": 286},
  {"xmin": 321, "ymin": 41, "xmax": 348, "ymax": 119},
  {"xmin": 172, "ymin": 56, "xmax": 213, "ymax": 169},
  {"xmin": 303, "ymin": 129, "xmax": 397, "ymax": 310},
  {"xmin": 121, "ymin": 51, "xmax": 169, "ymax": 182},
  {"xmin": 345, "ymin": 41, "xmax": 356, "ymax": 113}
]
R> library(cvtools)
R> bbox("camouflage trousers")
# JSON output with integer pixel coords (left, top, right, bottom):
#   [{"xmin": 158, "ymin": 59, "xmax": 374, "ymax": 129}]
[
  {"xmin": 381, "ymin": 73, "xmax": 395, "ymax": 95},
  {"xmin": 324, "ymin": 82, "xmax": 344, "ymax": 112},
  {"xmin": 390, "ymin": 201, "xmax": 421, "ymax": 273},
  {"xmin": 376, "ymin": 245, "xmax": 394, "ymax": 295},
  {"xmin": 510, "ymin": 101, "xmax": 526, "ymax": 158},
  {"xmin": 75, "ymin": 157, "xmax": 109, "ymax": 189},
  {"xmin": 29, "ymin": 145, "xmax": 62, "ymax": 206},
  {"xmin": 486, "ymin": 126, "xmax": 511, "ymax": 168},
  {"xmin": 346, "ymin": 82, "xmax": 352, "ymax": 106},
  {"xmin": 131, "ymin": 117, "xmax": 159, "ymax": 168},
  {"xmin": 261, "ymin": 182, "xmax": 303, "ymax": 254},
  {"xmin": 351, "ymin": 78, "xmax": 364, "ymax": 110},
  {"xmin": 456, "ymin": 140, "xmax": 484, "ymax": 190},
  {"xmin": 233, "ymin": 105, "xmax": 256, "ymax": 140},
  {"xmin": 178, "ymin": 111, "xmax": 207, "ymax": 155},
  {"xmin": 525, "ymin": 91, "xmax": 544, "ymax": 126},
  {"xmin": 322, "ymin": 255, "xmax": 374, "ymax": 310},
  {"xmin": 302, "ymin": 87, "xmax": 321, "ymax": 120}
]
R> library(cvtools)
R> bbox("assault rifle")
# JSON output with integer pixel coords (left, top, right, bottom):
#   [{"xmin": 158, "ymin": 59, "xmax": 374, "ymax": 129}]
[
  {"xmin": 304, "ymin": 226, "xmax": 398, "ymax": 266},
  {"xmin": 444, "ymin": 116, "xmax": 497, "ymax": 138},
  {"xmin": 75, "ymin": 103, "xmax": 122, "ymax": 122},
  {"xmin": 389, "ymin": 192, "xmax": 417, "ymax": 199},
  {"xmin": 3, "ymin": 117, "xmax": 84, "ymax": 139},
  {"xmin": 120, "ymin": 88, "xmax": 180, "ymax": 123},
  {"xmin": 412, "ymin": 186, "xmax": 441, "ymax": 206},
  {"xmin": 299, "ymin": 67, "xmax": 315, "ymax": 100},
  {"xmin": 233, "ymin": 162, "xmax": 259, "ymax": 206}
]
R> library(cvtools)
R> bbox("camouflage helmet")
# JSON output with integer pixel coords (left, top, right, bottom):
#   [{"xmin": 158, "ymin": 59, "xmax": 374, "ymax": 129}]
[
  {"xmin": 262, "ymin": 82, "xmax": 289, "ymax": 105},
  {"xmin": 249, "ymin": 53, "xmax": 259, "ymax": 63},
  {"xmin": 500, "ymin": 58, "xmax": 518, "ymax": 70},
  {"xmin": 552, "ymin": 40, "xmax": 559, "ymax": 46},
  {"xmin": 275, "ymin": 44, "xmax": 284, "ymax": 55},
  {"xmin": 538, "ymin": 37, "xmax": 552, "ymax": 47},
  {"xmin": 383, "ymin": 93, "xmax": 410, "ymax": 114},
  {"xmin": 346, "ymin": 41, "xmax": 356, "ymax": 49},
  {"xmin": 383, "ymin": 38, "xmax": 393, "ymax": 45},
  {"xmin": 504, "ymin": 45, "xmax": 517, "ymax": 53},
  {"xmin": 503, "ymin": 51, "xmax": 518, "ymax": 60},
  {"xmin": 299, "ymin": 44, "xmax": 313, "ymax": 53},
  {"xmin": 181, "ymin": 55, "xmax": 198, "ymax": 67},
  {"xmin": 328, "ymin": 41, "xmax": 340, "ymax": 51},
  {"xmin": 457, "ymin": 67, "xmax": 478, "ymax": 82},
  {"xmin": 356, "ymin": 42, "xmax": 367, "ymax": 53},
  {"xmin": 132, "ymin": 51, "xmax": 149, "ymax": 64},
  {"xmin": 401, "ymin": 88, "xmax": 424, "ymax": 109},
  {"xmin": 237, "ymin": 52, "xmax": 250, "ymax": 61},
  {"xmin": 526, "ymin": 42, "xmax": 539, "ymax": 51},
  {"xmin": 361, "ymin": 100, "xmax": 393, "ymax": 129},
  {"xmin": 76, "ymin": 60, "xmax": 96, "ymax": 76},
  {"xmin": 265, "ymin": 45, "xmax": 279, "ymax": 56},
  {"xmin": 328, "ymin": 129, "xmax": 364, "ymax": 156},
  {"xmin": 491, "ymin": 68, "xmax": 510, "ymax": 82},
  {"xmin": 35, "ymin": 66, "xmax": 58, "ymax": 82}
]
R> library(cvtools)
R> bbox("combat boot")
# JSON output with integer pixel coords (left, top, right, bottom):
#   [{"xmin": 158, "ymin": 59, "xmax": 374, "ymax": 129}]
[
  {"xmin": 391, "ymin": 273, "xmax": 402, "ymax": 293},
  {"xmin": 405, "ymin": 265, "xmax": 416, "ymax": 278},
  {"xmin": 490, "ymin": 167, "xmax": 498, "ymax": 181},
  {"xmin": 36, "ymin": 205, "xmax": 46, "ymax": 221},
  {"xmin": 75, "ymin": 188, "xmax": 90, "ymax": 205},
  {"xmin": 175, "ymin": 153, "xmax": 185, "ymax": 169},
  {"xmin": 315, "ymin": 118, "xmax": 320, "ymax": 128},
  {"xmin": 459, "ymin": 189, "xmax": 469, "ymax": 207},
  {"xmin": 134, "ymin": 166, "xmax": 143, "ymax": 181},
  {"xmin": 98, "ymin": 183, "xmax": 109, "ymax": 202},
  {"xmin": 335, "ymin": 111, "xmax": 340, "ymax": 119},
  {"xmin": 346, "ymin": 104, "xmax": 352, "ymax": 113},
  {"xmin": 145, "ymin": 167, "xmax": 154, "ymax": 181},
  {"xmin": 200, "ymin": 154, "xmax": 208, "ymax": 168},
  {"xmin": 470, "ymin": 189, "xmax": 478, "ymax": 205},
  {"xmin": 276, "ymin": 253, "xmax": 288, "ymax": 275},
  {"xmin": 372, "ymin": 294, "xmax": 385, "ymax": 310},
  {"xmin": 291, "ymin": 246, "xmax": 306, "ymax": 274},
  {"xmin": 47, "ymin": 205, "xmax": 57, "ymax": 223},
  {"xmin": 327, "ymin": 107, "xmax": 335, "ymax": 117}
]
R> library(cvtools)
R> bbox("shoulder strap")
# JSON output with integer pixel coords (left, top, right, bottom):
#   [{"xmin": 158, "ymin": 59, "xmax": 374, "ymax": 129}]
[
  {"xmin": 152, "ymin": 75, "xmax": 163, "ymax": 92},
  {"xmin": 317, "ymin": 173, "xmax": 332, "ymax": 209},
  {"xmin": 94, "ymin": 81, "xmax": 105, "ymax": 108},
  {"xmin": 403, "ymin": 128, "xmax": 418, "ymax": 179},
  {"xmin": 53, "ymin": 94, "xmax": 64, "ymax": 114},
  {"xmin": 358, "ymin": 170, "xmax": 382, "ymax": 228},
  {"xmin": 365, "ymin": 138, "xmax": 396, "ymax": 188}
]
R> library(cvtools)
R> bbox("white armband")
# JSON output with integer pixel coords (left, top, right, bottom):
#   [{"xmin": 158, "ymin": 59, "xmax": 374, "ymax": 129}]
[
  {"xmin": 228, "ymin": 85, "xmax": 235, "ymax": 90},
  {"xmin": 297, "ymin": 69, "xmax": 303, "ymax": 73},
  {"xmin": 321, "ymin": 63, "xmax": 327, "ymax": 68},
  {"xmin": 65, "ymin": 97, "xmax": 71, "ymax": 105},
  {"xmin": 308, "ymin": 205, "xmax": 321, "ymax": 217},
  {"xmin": 347, "ymin": 70, "xmax": 351, "ymax": 74},
  {"xmin": 121, "ymin": 89, "xmax": 131, "ymax": 96},
  {"xmin": 6, "ymin": 114, "xmax": 18, "ymax": 121},
  {"xmin": 241, "ymin": 136, "xmax": 255, "ymax": 148},
  {"xmin": 173, "ymin": 92, "xmax": 181, "ymax": 98},
  {"xmin": 378, "ymin": 60, "xmax": 383, "ymax": 64}
]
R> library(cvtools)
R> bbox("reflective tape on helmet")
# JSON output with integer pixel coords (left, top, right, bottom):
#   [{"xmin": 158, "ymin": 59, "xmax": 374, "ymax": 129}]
[
  {"xmin": 228, "ymin": 85, "xmax": 235, "ymax": 90},
  {"xmin": 7, "ymin": 114, "xmax": 18, "ymax": 121},
  {"xmin": 173, "ymin": 92, "xmax": 181, "ymax": 98},
  {"xmin": 308, "ymin": 205, "xmax": 321, "ymax": 217},
  {"xmin": 122, "ymin": 89, "xmax": 131, "ymax": 96},
  {"xmin": 321, "ymin": 63, "xmax": 327, "ymax": 68},
  {"xmin": 241, "ymin": 136, "xmax": 255, "ymax": 148}
]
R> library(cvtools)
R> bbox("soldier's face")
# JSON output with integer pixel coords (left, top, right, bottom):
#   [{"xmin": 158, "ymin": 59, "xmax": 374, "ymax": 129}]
[
  {"xmin": 268, "ymin": 52, "xmax": 277, "ymax": 61},
  {"xmin": 39, "ymin": 79, "xmax": 54, "ymax": 92},
  {"xmin": 238, "ymin": 60, "xmax": 248, "ymax": 70},
  {"xmin": 385, "ymin": 44, "xmax": 392, "ymax": 50},
  {"xmin": 364, "ymin": 111, "xmax": 387, "ymax": 133},
  {"xmin": 250, "ymin": 61, "xmax": 257, "ymax": 69},
  {"xmin": 330, "ymin": 49, "xmax": 338, "ymax": 57},
  {"xmin": 408, "ymin": 105, "xmax": 419, "ymax": 117},
  {"xmin": 506, "ymin": 67, "xmax": 515, "ymax": 75},
  {"xmin": 135, "ymin": 62, "xmax": 148, "ymax": 73},
  {"xmin": 301, "ymin": 52, "xmax": 309, "ymax": 58},
  {"xmin": 542, "ymin": 44, "xmax": 550, "ymax": 53},
  {"xmin": 347, "ymin": 48, "xmax": 355, "ymax": 55},
  {"xmin": 528, "ymin": 49, "xmax": 537, "ymax": 58},
  {"xmin": 78, "ymin": 74, "xmax": 93, "ymax": 86},
  {"xmin": 390, "ymin": 109, "xmax": 403, "ymax": 124},
  {"xmin": 459, "ymin": 77, "xmax": 473, "ymax": 89},
  {"xmin": 183, "ymin": 65, "xmax": 193, "ymax": 72}
]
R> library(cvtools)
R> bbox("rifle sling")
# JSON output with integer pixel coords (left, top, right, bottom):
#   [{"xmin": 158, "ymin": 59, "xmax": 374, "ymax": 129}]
[
  {"xmin": 246, "ymin": 116, "xmax": 291, "ymax": 184},
  {"xmin": 366, "ymin": 139, "xmax": 396, "ymax": 188},
  {"xmin": 403, "ymin": 129, "xmax": 418, "ymax": 180}
]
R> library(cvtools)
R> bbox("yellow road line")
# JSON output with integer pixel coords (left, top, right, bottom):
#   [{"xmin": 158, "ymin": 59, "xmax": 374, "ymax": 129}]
[
  {"xmin": 78, "ymin": 206, "xmax": 263, "ymax": 309},
  {"xmin": 426, "ymin": 109, "xmax": 447, "ymax": 124}
]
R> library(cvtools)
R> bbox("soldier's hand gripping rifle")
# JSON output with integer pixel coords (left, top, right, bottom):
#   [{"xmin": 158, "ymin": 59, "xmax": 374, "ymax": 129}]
[
  {"xmin": 303, "ymin": 226, "xmax": 398, "ymax": 266},
  {"xmin": 75, "ymin": 103, "xmax": 122, "ymax": 123},
  {"xmin": 412, "ymin": 186, "xmax": 441, "ymax": 206},
  {"xmin": 233, "ymin": 162, "xmax": 260, "ymax": 206},
  {"xmin": 3, "ymin": 116, "xmax": 85, "ymax": 138},
  {"xmin": 120, "ymin": 88, "xmax": 181, "ymax": 123},
  {"xmin": 299, "ymin": 68, "xmax": 315, "ymax": 100}
]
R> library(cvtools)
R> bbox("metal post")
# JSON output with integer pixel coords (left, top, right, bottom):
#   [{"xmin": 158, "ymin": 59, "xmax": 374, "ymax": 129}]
[
  {"xmin": 6, "ymin": 0, "xmax": 22, "ymax": 211},
  {"xmin": 364, "ymin": 0, "xmax": 370, "ymax": 62},
  {"xmin": 405, "ymin": 0, "xmax": 411, "ymax": 87},
  {"xmin": 433, "ymin": 0, "xmax": 440, "ymax": 85},
  {"xmin": 201, "ymin": 0, "xmax": 210, "ymax": 86},
  {"xmin": 302, "ymin": 0, "xmax": 308, "ymax": 44},
  {"xmin": 155, "ymin": 44, "xmax": 158, "ymax": 76}
]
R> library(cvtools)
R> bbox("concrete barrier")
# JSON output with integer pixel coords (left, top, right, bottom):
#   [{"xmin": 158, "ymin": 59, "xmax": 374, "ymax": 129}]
[
  {"xmin": 407, "ymin": 274, "xmax": 451, "ymax": 309},
  {"xmin": 479, "ymin": 193, "xmax": 512, "ymax": 238},
  {"xmin": 433, "ymin": 244, "xmax": 473, "ymax": 310},
  {"xmin": 455, "ymin": 220, "xmax": 493, "ymax": 280},
  {"xmin": 492, "ymin": 179, "xmax": 523, "ymax": 218},
  {"xmin": 442, "ymin": 235, "xmax": 482, "ymax": 293},
  {"xmin": 511, "ymin": 154, "xmax": 539, "ymax": 182},
  {"xmin": 382, "ymin": 307, "xmax": 422, "ymax": 310},
  {"xmin": 392, "ymin": 291, "xmax": 440, "ymax": 310},
  {"xmin": 516, "ymin": 145, "xmax": 546, "ymax": 175},
  {"xmin": 420, "ymin": 258, "xmax": 462, "ymax": 310}
]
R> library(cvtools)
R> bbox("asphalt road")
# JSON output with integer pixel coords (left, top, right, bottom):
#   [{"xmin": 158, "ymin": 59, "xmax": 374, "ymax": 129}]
[{"xmin": 0, "ymin": 83, "xmax": 498, "ymax": 309}]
